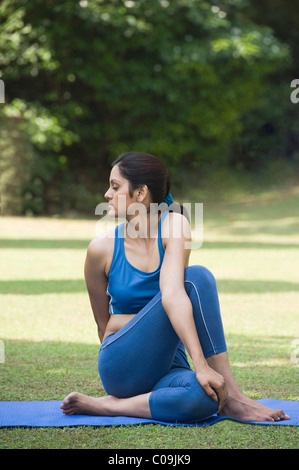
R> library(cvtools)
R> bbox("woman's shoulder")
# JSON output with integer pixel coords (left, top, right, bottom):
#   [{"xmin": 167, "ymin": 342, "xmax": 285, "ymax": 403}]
[
  {"xmin": 161, "ymin": 210, "xmax": 191, "ymax": 240},
  {"xmin": 86, "ymin": 226, "xmax": 116, "ymax": 261}
]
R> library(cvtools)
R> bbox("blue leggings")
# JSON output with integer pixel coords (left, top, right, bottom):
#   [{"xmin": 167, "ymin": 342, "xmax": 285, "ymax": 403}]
[{"xmin": 98, "ymin": 265, "xmax": 227, "ymax": 422}]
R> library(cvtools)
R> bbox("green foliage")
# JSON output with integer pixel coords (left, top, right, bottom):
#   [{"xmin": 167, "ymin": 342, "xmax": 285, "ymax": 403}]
[{"xmin": 0, "ymin": 0, "xmax": 293, "ymax": 214}]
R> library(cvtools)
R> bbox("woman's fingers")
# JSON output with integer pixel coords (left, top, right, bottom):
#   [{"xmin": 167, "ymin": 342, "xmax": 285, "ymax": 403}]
[
  {"xmin": 203, "ymin": 384, "xmax": 218, "ymax": 402},
  {"xmin": 196, "ymin": 368, "xmax": 228, "ymax": 411},
  {"xmin": 216, "ymin": 384, "xmax": 228, "ymax": 412}
]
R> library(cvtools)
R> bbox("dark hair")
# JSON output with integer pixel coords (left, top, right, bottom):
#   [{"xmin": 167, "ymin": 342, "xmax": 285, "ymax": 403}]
[
  {"xmin": 112, "ymin": 152, "xmax": 171, "ymax": 204},
  {"xmin": 112, "ymin": 152, "xmax": 190, "ymax": 221}
]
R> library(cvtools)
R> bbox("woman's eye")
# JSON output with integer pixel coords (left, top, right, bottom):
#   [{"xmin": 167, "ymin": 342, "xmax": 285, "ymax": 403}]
[{"xmin": 112, "ymin": 187, "xmax": 118, "ymax": 191}]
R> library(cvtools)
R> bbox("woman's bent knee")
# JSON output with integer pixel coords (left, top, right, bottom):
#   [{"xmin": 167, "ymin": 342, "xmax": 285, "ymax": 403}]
[
  {"xmin": 180, "ymin": 378, "xmax": 219, "ymax": 422},
  {"xmin": 185, "ymin": 265, "xmax": 216, "ymax": 284},
  {"xmin": 184, "ymin": 266, "xmax": 217, "ymax": 294}
]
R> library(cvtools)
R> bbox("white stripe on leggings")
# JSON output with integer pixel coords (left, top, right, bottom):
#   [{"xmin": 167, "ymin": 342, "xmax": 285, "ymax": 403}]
[{"xmin": 184, "ymin": 280, "xmax": 217, "ymax": 356}]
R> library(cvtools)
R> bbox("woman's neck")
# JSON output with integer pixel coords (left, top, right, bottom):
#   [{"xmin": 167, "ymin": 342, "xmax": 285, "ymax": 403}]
[{"xmin": 126, "ymin": 210, "xmax": 161, "ymax": 240}]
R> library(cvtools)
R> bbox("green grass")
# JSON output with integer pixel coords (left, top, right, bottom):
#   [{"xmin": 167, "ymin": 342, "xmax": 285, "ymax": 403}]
[{"xmin": 0, "ymin": 184, "xmax": 298, "ymax": 449}]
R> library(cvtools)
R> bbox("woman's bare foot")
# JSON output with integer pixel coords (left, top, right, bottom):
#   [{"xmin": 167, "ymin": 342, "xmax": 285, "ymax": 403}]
[
  {"xmin": 218, "ymin": 392, "xmax": 290, "ymax": 422},
  {"xmin": 61, "ymin": 390, "xmax": 152, "ymax": 418},
  {"xmin": 61, "ymin": 391, "xmax": 108, "ymax": 416}
]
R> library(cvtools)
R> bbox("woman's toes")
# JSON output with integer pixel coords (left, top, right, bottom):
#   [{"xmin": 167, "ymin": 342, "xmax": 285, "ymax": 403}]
[{"xmin": 60, "ymin": 392, "xmax": 79, "ymax": 414}]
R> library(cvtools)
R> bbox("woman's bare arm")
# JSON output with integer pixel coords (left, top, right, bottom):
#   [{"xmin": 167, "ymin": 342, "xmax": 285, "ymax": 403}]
[
  {"xmin": 159, "ymin": 212, "xmax": 227, "ymax": 410},
  {"xmin": 84, "ymin": 237, "xmax": 111, "ymax": 342}
]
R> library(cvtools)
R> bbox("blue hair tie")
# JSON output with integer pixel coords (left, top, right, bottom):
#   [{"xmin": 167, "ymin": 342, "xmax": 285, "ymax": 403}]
[{"xmin": 163, "ymin": 193, "xmax": 173, "ymax": 206}]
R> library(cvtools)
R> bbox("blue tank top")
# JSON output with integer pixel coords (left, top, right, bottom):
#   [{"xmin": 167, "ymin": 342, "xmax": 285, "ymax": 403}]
[{"xmin": 107, "ymin": 211, "xmax": 168, "ymax": 314}]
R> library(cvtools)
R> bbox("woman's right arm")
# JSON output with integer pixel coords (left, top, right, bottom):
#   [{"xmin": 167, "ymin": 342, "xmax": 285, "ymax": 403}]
[
  {"xmin": 159, "ymin": 213, "xmax": 227, "ymax": 410},
  {"xmin": 84, "ymin": 237, "xmax": 110, "ymax": 343}
]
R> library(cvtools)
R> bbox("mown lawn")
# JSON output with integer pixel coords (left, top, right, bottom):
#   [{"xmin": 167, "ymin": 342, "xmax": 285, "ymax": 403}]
[{"xmin": 0, "ymin": 185, "xmax": 298, "ymax": 449}]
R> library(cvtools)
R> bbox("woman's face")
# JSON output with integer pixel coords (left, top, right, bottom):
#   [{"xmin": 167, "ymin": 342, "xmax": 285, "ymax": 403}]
[{"xmin": 104, "ymin": 165, "xmax": 136, "ymax": 218}]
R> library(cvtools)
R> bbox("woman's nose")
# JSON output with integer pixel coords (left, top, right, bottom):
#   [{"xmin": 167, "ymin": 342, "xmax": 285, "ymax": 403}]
[{"xmin": 104, "ymin": 188, "xmax": 111, "ymax": 200}]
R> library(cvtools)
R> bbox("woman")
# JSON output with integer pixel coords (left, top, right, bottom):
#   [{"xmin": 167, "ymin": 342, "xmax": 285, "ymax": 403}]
[{"xmin": 61, "ymin": 152, "xmax": 289, "ymax": 423}]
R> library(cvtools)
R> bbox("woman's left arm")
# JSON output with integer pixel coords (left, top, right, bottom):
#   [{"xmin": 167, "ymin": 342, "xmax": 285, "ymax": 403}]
[{"xmin": 159, "ymin": 212, "xmax": 227, "ymax": 410}]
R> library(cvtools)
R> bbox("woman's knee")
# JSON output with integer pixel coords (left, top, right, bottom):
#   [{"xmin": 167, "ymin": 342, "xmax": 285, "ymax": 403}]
[
  {"xmin": 181, "ymin": 376, "xmax": 219, "ymax": 422},
  {"xmin": 184, "ymin": 265, "xmax": 217, "ymax": 288}
]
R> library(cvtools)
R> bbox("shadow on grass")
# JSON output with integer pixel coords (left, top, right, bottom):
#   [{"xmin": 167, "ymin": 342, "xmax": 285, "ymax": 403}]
[
  {"xmin": 0, "ymin": 278, "xmax": 298, "ymax": 294},
  {"xmin": 0, "ymin": 279, "xmax": 87, "ymax": 294},
  {"xmin": 0, "ymin": 239, "xmax": 89, "ymax": 249},
  {"xmin": 201, "ymin": 241, "xmax": 299, "ymax": 249},
  {"xmin": 0, "ymin": 335, "xmax": 297, "ymax": 402},
  {"xmin": 0, "ymin": 239, "xmax": 299, "ymax": 250}
]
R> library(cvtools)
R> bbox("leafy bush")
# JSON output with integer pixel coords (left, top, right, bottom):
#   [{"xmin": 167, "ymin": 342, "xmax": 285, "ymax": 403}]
[{"xmin": 0, "ymin": 0, "xmax": 292, "ymax": 214}]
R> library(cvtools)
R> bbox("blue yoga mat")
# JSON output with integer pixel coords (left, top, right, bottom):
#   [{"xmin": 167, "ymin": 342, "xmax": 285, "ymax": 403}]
[{"xmin": 0, "ymin": 399, "xmax": 298, "ymax": 427}]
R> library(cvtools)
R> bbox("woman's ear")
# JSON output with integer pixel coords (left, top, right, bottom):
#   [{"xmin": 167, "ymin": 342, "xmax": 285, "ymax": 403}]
[{"xmin": 135, "ymin": 185, "xmax": 149, "ymax": 202}]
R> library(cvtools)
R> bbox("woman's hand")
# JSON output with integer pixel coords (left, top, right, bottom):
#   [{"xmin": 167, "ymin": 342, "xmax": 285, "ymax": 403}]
[{"xmin": 196, "ymin": 364, "xmax": 228, "ymax": 412}]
